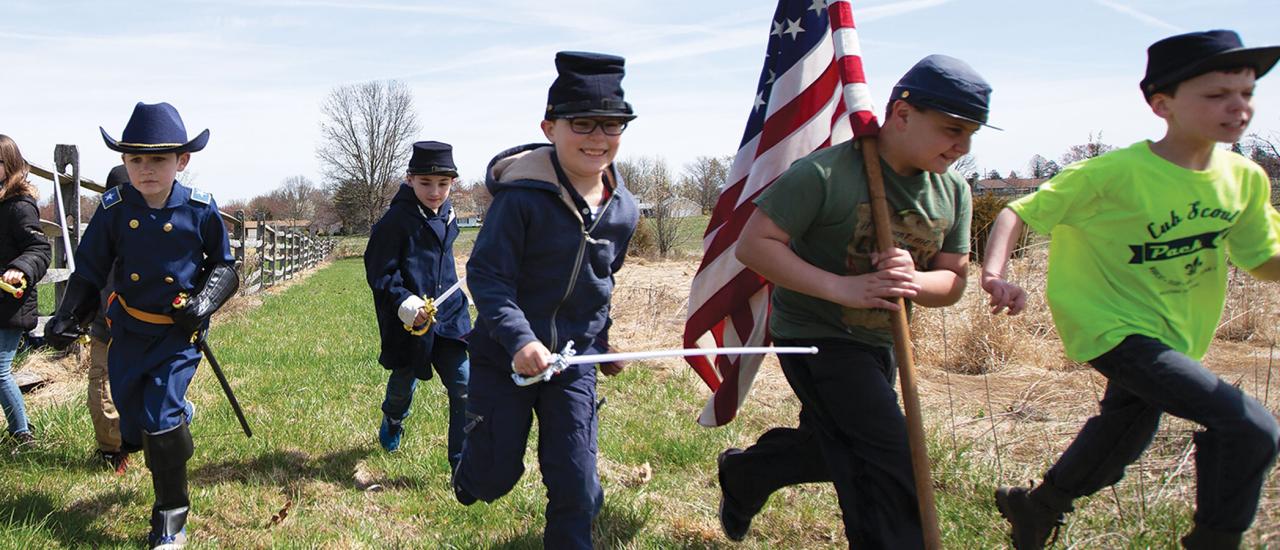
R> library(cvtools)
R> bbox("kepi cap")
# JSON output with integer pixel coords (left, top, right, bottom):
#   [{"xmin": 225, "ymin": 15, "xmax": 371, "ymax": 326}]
[
  {"xmin": 545, "ymin": 51, "xmax": 636, "ymax": 121},
  {"xmin": 407, "ymin": 141, "xmax": 458, "ymax": 177},
  {"xmin": 891, "ymin": 54, "xmax": 999, "ymax": 130}
]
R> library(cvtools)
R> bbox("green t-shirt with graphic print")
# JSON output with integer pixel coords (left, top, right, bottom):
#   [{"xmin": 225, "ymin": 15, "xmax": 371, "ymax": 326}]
[
  {"xmin": 1010, "ymin": 141, "xmax": 1280, "ymax": 361},
  {"xmin": 754, "ymin": 139, "xmax": 972, "ymax": 347}
]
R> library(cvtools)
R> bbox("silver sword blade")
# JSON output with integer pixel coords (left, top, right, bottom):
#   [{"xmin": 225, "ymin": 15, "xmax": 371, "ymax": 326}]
[
  {"xmin": 434, "ymin": 276, "xmax": 466, "ymax": 304},
  {"xmin": 560, "ymin": 346, "xmax": 817, "ymax": 366},
  {"xmin": 512, "ymin": 345, "xmax": 818, "ymax": 387}
]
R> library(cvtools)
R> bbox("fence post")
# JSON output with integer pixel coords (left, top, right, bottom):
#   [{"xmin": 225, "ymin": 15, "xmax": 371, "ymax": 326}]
[
  {"xmin": 233, "ymin": 210, "xmax": 246, "ymax": 287},
  {"xmin": 52, "ymin": 145, "xmax": 81, "ymax": 309},
  {"xmin": 283, "ymin": 231, "xmax": 292, "ymax": 280},
  {"xmin": 255, "ymin": 212, "xmax": 266, "ymax": 290}
]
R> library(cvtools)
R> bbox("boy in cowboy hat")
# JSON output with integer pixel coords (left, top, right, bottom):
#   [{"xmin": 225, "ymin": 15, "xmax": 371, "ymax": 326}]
[
  {"xmin": 47, "ymin": 101, "xmax": 238, "ymax": 549},
  {"xmin": 364, "ymin": 141, "xmax": 471, "ymax": 460},
  {"xmin": 983, "ymin": 30, "xmax": 1280, "ymax": 549},
  {"xmin": 452, "ymin": 51, "xmax": 638, "ymax": 549}
]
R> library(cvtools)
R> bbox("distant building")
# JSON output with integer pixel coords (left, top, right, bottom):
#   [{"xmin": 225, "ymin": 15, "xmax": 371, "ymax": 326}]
[
  {"xmin": 458, "ymin": 216, "xmax": 483, "ymax": 228},
  {"xmin": 973, "ymin": 177, "xmax": 1047, "ymax": 197},
  {"xmin": 637, "ymin": 197, "xmax": 700, "ymax": 218}
]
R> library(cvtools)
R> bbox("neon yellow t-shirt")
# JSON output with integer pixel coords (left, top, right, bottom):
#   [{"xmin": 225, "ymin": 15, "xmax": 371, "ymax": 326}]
[{"xmin": 1010, "ymin": 141, "xmax": 1280, "ymax": 361}]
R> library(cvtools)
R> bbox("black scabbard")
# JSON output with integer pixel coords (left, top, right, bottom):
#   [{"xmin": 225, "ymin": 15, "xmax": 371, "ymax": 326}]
[{"xmin": 196, "ymin": 337, "xmax": 253, "ymax": 438}]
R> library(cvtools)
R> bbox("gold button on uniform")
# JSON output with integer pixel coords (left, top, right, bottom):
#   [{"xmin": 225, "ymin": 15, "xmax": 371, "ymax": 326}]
[
  {"xmin": 130, "ymin": 273, "xmax": 140, "ymax": 282},
  {"xmin": 163, "ymin": 223, "xmax": 173, "ymax": 232},
  {"xmin": 164, "ymin": 276, "xmax": 175, "ymax": 284},
  {"xmin": 129, "ymin": 219, "xmax": 140, "ymax": 229}
]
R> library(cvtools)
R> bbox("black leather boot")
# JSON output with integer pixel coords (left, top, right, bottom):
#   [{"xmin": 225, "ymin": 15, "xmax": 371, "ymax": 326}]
[{"xmin": 143, "ymin": 422, "xmax": 194, "ymax": 549}]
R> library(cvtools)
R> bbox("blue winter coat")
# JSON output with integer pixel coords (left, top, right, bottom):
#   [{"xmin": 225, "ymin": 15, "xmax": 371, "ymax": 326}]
[
  {"xmin": 74, "ymin": 182, "xmax": 234, "ymax": 336},
  {"xmin": 365, "ymin": 183, "xmax": 471, "ymax": 372},
  {"xmin": 466, "ymin": 143, "xmax": 638, "ymax": 368}
]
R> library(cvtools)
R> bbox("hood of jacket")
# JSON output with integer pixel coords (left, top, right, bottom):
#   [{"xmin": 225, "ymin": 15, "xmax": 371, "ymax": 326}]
[{"xmin": 484, "ymin": 143, "xmax": 627, "ymax": 223}]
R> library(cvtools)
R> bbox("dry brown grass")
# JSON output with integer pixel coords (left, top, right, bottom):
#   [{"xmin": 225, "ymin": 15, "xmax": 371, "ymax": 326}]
[{"xmin": 606, "ymin": 243, "xmax": 1280, "ymax": 545}]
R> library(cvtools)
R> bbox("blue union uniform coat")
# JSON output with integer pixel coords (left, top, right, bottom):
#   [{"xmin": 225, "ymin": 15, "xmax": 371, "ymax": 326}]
[
  {"xmin": 364, "ymin": 184, "xmax": 471, "ymax": 375},
  {"xmin": 72, "ymin": 181, "xmax": 234, "ymax": 445}
]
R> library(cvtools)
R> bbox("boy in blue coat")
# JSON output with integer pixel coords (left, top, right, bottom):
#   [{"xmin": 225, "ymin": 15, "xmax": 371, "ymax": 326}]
[
  {"xmin": 47, "ymin": 102, "xmax": 238, "ymax": 549},
  {"xmin": 452, "ymin": 51, "xmax": 638, "ymax": 549},
  {"xmin": 364, "ymin": 141, "xmax": 471, "ymax": 462}
]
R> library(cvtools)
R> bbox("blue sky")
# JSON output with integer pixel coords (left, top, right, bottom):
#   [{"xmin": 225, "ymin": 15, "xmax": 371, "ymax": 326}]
[{"xmin": 4, "ymin": 0, "xmax": 1279, "ymax": 202}]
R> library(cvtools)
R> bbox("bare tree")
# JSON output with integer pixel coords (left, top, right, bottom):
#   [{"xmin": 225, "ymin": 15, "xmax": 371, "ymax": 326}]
[
  {"xmin": 615, "ymin": 156, "xmax": 660, "ymax": 203},
  {"xmin": 1243, "ymin": 133, "xmax": 1280, "ymax": 179},
  {"xmin": 678, "ymin": 155, "xmax": 731, "ymax": 215},
  {"xmin": 272, "ymin": 175, "xmax": 320, "ymax": 221},
  {"xmin": 1060, "ymin": 132, "xmax": 1116, "ymax": 165},
  {"xmin": 616, "ymin": 156, "xmax": 698, "ymax": 256},
  {"xmin": 1026, "ymin": 154, "xmax": 1061, "ymax": 178},
  {"xmin": 952, "ymin": 154, "xmax": 979, "ymax": 180},
  {"xmin": 317, "ymin": 80, "xmax": 420, "ymax": 233},
  {"xmin": 450, "ymin": 177, "xmax": 492, "ymax": 218}
]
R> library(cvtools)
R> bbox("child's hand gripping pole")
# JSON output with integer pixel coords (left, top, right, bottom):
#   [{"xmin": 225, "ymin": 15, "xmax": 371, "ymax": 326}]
[
  {"xmin": 511, "ymin": 344, "xmax": 820, "ymax": 387},
  {"xmin": 0, "ymin": 276, "xmax": 27, "ymax": 299},
  {"xmin": 404, "ymin": 276, "xmax": 466, "ymax": 336}
]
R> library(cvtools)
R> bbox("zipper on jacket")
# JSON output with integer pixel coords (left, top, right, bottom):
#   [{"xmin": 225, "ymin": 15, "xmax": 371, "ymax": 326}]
[{"xmin": 548, "ymin": 193, "xmax": 616, "ymax": 352}]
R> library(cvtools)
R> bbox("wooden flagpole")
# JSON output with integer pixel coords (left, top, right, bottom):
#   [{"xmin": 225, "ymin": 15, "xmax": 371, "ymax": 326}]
[{"xmin": 859, "ymin": 137, "xmax": 942, "ymax": 549}]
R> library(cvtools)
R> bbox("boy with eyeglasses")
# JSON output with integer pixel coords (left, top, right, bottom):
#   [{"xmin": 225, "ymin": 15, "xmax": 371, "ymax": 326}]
[{"xmin": 451, "ymin": 51, "xmax": 639, "ymax": 550}]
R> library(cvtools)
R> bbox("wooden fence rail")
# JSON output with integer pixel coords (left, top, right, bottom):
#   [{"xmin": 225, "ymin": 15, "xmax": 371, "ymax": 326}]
[{"xmin": 26, "ymin": 144, "xmax": 337, "ymax": 335}]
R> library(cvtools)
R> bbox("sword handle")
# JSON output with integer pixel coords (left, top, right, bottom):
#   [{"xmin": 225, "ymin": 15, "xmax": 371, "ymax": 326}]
[
  {"xmin": 510, "ymin": 342, "xmax": 575, "ymax": 386},
  {"xmin": 0, "ymin": 277, "xmax": 26, "ymax": 299}
]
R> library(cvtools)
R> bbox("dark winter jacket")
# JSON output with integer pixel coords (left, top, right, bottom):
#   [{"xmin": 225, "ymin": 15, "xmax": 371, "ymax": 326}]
[
  {"xmin": 0, "ymin": 195, "xmax": 52, "ymax": 330},
  {"xmin": 466, "ymin": 143, "xmax": 638, "ymax": 368},
  {"xmin": 365, "ymin": 184, "xmax": 471, "ymax": 372}
]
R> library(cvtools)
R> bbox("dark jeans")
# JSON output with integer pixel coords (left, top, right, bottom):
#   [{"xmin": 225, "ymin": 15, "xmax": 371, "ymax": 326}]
[
  {"xmin": 720, "ymin": 338, "xmax": 923, "ymax": 549},
  {"xmin": 454, "ymin": 355, "xmax": 603, "ymax": 550},
  {"xmin": 381, "ymin": 337, "xmax": 470, "ymax": 466},
  {"xmin": 1041, "ymin": 335, "xmax": 1280, "ymax": 533}
]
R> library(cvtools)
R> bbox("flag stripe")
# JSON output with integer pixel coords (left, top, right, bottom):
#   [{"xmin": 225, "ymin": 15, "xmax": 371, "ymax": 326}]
[{"xmin": 685, "ymin": 0, "xmax": 880, "ymax": 427}]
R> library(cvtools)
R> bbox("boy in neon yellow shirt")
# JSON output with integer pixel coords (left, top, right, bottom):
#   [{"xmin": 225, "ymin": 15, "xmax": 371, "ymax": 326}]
[{"xmin": 982, "ymin": 30, "xmax": 1280, "ymax": 549}]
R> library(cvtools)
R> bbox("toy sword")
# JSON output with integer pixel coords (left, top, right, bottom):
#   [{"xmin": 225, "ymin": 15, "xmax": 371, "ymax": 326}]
[
  {"xmin": 512, "ymin": 342, "xmax": 819, "ymax": 386},
  {"xmin": 0, "ymin": 276, "xmax": 26, "ymax": 299},
  {"xmin": 405, "ymin": 276, "xmax": 466, "ymax": 336}
]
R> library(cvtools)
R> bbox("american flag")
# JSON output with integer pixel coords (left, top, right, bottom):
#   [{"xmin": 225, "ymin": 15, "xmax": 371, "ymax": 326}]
[{"xmin": 683, "ymin": 0, "xmax": 879, "ymax": 427}]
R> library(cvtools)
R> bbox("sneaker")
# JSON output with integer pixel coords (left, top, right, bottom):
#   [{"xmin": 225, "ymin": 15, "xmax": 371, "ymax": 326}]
[
  {"xmin": 148, "ymin": 527, "xmax": 187, "ymax": 549},
  {"xmin": 378, "ymin": 416, "xmax": 403, "ymax": 452},
  {"xmin": 717, "ymin": 448, "xmax": 754, "ymax": 542},
  {"xmin": 96, "ymin": 450, "xmax": 130, "ymax": 475},
  {"xmin": 995, "ymin": 486, "xmax": 1065, "ymax": 550},
  {"xmin": 1180, "ymin": 525, "xmax": 1242, "ymax": 549},
  {"xmin": 9, "ymin": 430, "xmax": 35, "ymax": 452}
]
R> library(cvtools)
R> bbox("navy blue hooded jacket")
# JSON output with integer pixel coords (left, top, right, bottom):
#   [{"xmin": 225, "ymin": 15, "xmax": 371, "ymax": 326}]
[
  {"xmin": 466, "ymin": 143, "xmax": 638, "ymax": 367},
  {"xmin": 365, "ymin": 183, "xmax": 471, "ymax": 372}
]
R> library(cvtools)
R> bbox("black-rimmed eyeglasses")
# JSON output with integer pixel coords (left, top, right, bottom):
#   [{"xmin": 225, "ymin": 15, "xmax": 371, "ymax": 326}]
[{"xmin": 567, "ymin": 118, "xmax": 628, "ymax": 136}]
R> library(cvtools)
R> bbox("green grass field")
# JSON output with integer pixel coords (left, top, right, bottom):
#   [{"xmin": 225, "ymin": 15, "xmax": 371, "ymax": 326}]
[{"xmin": 0, "ymin": 258, "xmax": 1217, "ymax": 548}]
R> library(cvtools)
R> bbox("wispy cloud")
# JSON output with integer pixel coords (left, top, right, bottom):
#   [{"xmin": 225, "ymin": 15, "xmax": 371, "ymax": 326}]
[
  {"xmin": 856, "ymin": 0, "xmax": 955, "ymax": 22},
  {"xmin": 1092, "ymin": 0, "xmax": 1184, "ymax": 32}
]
